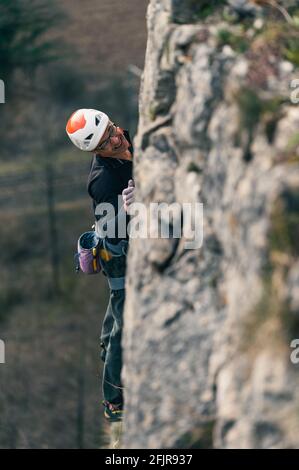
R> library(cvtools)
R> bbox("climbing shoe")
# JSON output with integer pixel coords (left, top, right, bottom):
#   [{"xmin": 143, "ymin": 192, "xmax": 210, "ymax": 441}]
[{"xmin": 102, "ymin": 400, "xmax": 123, "ymax": 422}]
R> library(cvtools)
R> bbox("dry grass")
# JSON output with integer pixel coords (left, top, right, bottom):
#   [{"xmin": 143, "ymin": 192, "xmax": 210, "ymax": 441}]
[{"xmin": 58, "ymin": 0, "xmax": 148, "ymax": 81}]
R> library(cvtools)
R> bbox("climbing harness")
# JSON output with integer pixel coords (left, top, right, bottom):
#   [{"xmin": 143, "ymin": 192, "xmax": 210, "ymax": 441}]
[{"xmin": 75, "ymin": 229, "xmax": 128, "ymax": 290}]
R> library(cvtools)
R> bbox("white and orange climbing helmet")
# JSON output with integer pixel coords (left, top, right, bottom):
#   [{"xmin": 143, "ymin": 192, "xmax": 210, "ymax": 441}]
[{"xmin": 66, "ymin": 108, "xmax": 109, "ymax": 151}]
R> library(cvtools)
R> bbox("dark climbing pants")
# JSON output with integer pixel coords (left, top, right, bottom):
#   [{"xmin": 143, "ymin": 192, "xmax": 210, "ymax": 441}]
[{"xmin": 100, "ymin": 288, "xmax": 125, "ymax": 406}]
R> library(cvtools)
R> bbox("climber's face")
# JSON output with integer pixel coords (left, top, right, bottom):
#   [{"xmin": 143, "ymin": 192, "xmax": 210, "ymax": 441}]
[{"xmin": 94, "ymin": 121, "xmax": 130, "ymax": 158}]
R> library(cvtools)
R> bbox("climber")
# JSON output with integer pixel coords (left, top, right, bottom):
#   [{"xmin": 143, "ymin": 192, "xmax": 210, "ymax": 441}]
[{"xmin": 66, "ymin": 109, "xmax": 135, "ymax": 422}]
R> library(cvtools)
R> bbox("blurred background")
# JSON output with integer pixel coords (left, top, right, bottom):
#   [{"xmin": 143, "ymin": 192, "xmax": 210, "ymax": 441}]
[{"xmin": 0, "ymin": 0, "xmax": 148, "ymax": 448}]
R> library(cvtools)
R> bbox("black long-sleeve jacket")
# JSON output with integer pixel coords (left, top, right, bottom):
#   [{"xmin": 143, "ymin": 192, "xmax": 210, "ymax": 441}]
[{"xmin": 86, "ymin": 130, "xmax": 133, "ymax": 244}]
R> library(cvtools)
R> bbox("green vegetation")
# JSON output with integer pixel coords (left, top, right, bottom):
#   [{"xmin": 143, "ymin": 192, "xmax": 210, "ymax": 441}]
[
  {"xmin": 284, "ymin": 37, "xmax": 299, "ymax": 67},
  {"xmin": 242, "ymin": 273, "xmax": 290, "ymax": 348},
  {"xmin": 216, "ymin": 3, "xmax": 299, "ymax": 69},
  {"xmin": 241, "ymin": 189, "xmax": 299, "ymax": 353},
  {"xmin": 0, "ymin": 0, "xmax": 63, "ymax": 81},
  {"xmin": 192, "ymin": 0, "xmax": 227, "ymax": 20},
  {"xmin": 230, "ymin": 9, "xmax": 298, "ymax": 154},
  {"xmin": 235, "ymin": 88, "xmax": 286, "ymax": 157},
  {"xmin": 174, "ymin": 421, "xmax": 215, "ymax": 449},
  {"xmin": 269, "ymin": 190, "xmax": 299, "ymax": 258},
  {"xmin": 217, "ymin": 28, "xmax": 249, "ymax": 53},
  {"xmin": 222, "ymin": 8, "xmax": 239, "ymax": 24},
  {"xmin": 187, "ymin": 162, "xmax": 202, "ymax": 173},
  {"xmin": 236, "ymin": 88, "xmax": 264, "ymax": 133},
  {"xmin": 260, "ymin": 97, "xmax": 285, "ymax": 144},
  {"xmin": 283, "ymin": 133, "xmax": 299, "ymax": 164},
  {"xmin": 173, "ymin": 0, "xmax": 227, "ymax": 24},
  {"xmin": 241, "ymin": 266, "xmax": 299, "ymax": 354},
  {"xmin": 252, "ymin": 20, "xmax": 299, "ymax": 68},
  {"xmin": 149, "ymin": 104, "xmax": 158, "ymax": 121},
  {"xmin": 285, "ymin": 6, "xmax": 299, "ymax": 27}
]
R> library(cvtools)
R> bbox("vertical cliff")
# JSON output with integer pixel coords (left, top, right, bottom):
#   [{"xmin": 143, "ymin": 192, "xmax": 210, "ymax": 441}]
[{"xmin": 123, "ymin": 0, "xmax": 299, "ymax": 448}]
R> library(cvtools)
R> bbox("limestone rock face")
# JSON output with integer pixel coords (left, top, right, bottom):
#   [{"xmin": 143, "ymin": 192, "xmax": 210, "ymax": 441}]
[{"xmin": 122, "ymin": 0, "xmax": 299, "ymax": 448}]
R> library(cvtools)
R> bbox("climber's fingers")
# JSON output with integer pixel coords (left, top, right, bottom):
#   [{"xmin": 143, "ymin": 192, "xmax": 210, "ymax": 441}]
[
  {"xmin": 122, "ymin": 186, "xmax": 135, "ymax": 197},
  {"xmin": 122, "ymin": 181, "xmax": 135, "ymax": 212}
]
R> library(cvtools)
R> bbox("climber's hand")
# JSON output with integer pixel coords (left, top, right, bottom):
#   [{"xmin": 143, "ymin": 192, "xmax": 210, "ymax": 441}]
[{"xmin": 122, "ymin": 179, "xmax": 135, "ymax": 212}]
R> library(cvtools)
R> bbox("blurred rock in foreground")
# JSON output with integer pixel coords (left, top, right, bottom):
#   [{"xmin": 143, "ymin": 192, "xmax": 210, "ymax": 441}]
[{"xmin": 123, "ymin": 0, "xmax": 299, "ymax": 449}]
